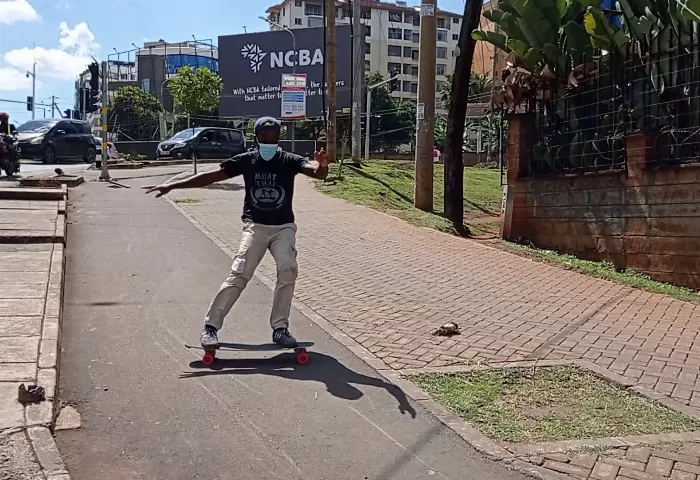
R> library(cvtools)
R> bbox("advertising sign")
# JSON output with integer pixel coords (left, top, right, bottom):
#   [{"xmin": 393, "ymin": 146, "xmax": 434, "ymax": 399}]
[
  {"xmin": 281, "ymin": 73, "xmax": 307, "ymax": 120},
  {"xmin": 218, "ymin": 25, "xmax": 352, "ymax": 118}
]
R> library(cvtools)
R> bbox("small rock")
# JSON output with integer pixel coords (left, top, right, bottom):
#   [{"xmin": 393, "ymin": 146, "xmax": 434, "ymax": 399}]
[{"xmin": 55, "ymin": 405, "xmax": 81, "ymax": 430}]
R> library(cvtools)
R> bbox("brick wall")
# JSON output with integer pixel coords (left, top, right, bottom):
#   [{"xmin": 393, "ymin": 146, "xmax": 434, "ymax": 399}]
[{"xmin": 501, "ymin": 115, "xmax": 700, "ymax": 290}]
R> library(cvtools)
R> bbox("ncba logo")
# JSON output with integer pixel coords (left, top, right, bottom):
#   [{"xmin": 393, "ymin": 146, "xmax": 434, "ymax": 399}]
[{"xmin": 240, "ymin": 43, "xmax": 324, "ymax": 73}]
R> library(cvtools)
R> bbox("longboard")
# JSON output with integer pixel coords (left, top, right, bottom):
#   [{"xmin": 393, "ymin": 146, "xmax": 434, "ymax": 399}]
[{"xmin": 185, "ymin": 341, "xmax": 314, "ymax": 366}]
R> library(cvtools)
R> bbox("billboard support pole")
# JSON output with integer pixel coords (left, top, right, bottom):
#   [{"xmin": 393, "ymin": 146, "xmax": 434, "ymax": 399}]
[
  {"xmin": 351, "ymin": 0, "xmax": 363, "ymax": 165},
  {"xmin": 325, "ymin": 0, "xmax": 337, "ymax": 163}
]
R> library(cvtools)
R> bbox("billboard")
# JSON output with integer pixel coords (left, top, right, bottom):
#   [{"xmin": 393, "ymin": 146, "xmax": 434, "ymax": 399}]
[{"xmin": 218, "ymin": 25, "xmax": 352, "ymax": 119}]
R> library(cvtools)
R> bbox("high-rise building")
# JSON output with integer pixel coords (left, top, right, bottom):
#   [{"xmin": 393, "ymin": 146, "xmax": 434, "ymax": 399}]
[{"xmin": 263, "ymin": 0, "xmax": 503, "ymax": 111}]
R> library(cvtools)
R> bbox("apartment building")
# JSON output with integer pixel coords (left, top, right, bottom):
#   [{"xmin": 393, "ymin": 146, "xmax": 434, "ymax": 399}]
[{"xmin": 264, "ymin": 0, "xmax": 464, "ymax": 108}]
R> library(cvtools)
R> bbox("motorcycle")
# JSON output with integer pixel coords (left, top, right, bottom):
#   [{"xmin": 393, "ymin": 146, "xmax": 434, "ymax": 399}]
[{"xmin": 0, "ymin": 133, "xmax": 20, "ymax": 177}]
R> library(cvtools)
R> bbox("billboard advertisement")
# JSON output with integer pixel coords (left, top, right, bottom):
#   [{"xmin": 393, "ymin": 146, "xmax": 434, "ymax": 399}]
[{"xmin": 218, "ymin": 25, "xmax": 352, "ymax": 119}]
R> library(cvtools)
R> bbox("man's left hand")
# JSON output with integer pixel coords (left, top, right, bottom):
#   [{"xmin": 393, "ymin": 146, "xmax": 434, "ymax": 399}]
[{"xmin": 314, "ymin": 148, "xmax": 328, "ymax": 167}]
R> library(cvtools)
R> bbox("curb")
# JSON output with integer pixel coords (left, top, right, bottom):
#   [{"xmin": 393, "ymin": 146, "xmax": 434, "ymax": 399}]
[
  {"xmin": 0, "ymin": 185, "xmax": 67, "ymax": 201},
  {"xmin": 23, "ymin": 188, "xmax": 71, "ymax": 479},
  {"xmin": 165, "ymin": 197, "xmax": 563, "ymax": 480}
]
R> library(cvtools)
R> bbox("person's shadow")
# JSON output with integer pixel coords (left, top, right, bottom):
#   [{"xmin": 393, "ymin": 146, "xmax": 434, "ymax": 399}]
[{"xmin": 179, "ymin": 351, "xmax": 417, "ymax": 418}]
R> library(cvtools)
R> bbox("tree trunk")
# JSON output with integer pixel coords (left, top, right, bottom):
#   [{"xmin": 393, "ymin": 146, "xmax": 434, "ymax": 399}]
[{"xmin": 444, "ymin": 0, "xmax": 485, "ymax": 229}]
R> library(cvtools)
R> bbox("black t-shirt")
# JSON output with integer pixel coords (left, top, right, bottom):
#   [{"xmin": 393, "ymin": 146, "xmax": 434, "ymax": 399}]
[{"xmin": 220, "ymin": 149, "xmax": 310, "ymax": 225}]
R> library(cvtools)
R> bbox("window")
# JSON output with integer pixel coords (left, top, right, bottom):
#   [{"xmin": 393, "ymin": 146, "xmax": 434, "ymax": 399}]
[
  {"xmin": 453, "ymin": 16, "xmax": 460, "ymax": 23},
  {"xmin": 76, "ymin": 122, "xmax": 91, "ymax": 134},
  {"xmin": 365, "ymin": 60, "xmax": 371, "ymax": 71},
  {"xmin": 412, "ymin": 32, "xmax": 419, "ymax": 43},
  {"xmin": 282, "ymin": 7, "xmax": 285, "ymax": 16},
  {"xmin": 436, "ymin": 64, "xmax": 446, "ymax": 76},
  {"xmin": 403, "ymin": 29, "xmax": 412, "ymax": 41},
  {"xmin": 413, "ymin": 15, "xmax": 420, "ymax": 26},
  {"xmin": 336, "ymin": 7, "xmax": 342, "ymax": 18},
  {"xmin": 305, "ymin": 3, "xmax": 322, "ymax": 16},
  {"xmin": 452, "ymin": 33, "xmax": 459, "ymax": 41},
  {"xmin": 56, "ymin": 121, "xmax": 76, "ymax": 134},
  {"xmin": 411, "ymin": 49, "xmax": 419, "ymax": 60},
  {"xmin": 436, "ymin": 81, "xmax": 444, "ymax": 92},
  {"xmin": 295, "ymin": 0, "xmax": 302, "ymax": 5},
  {"xmin": 404, "ymin": 64, "xmax": 418, "ymax": 76},
  {"xmin": 403, "ymin": 46, "xmax": 412, "ymax": 57},
  {"xmin": 364, "ymin": 24, "xmax": 371, "ymax": 36},
  {"xmin": 342, "ymin": 8, "xmax": 349, "ymax": 17},
  {"xmin": 308, "ymin": 16, "xmax": 323, "ymax": 27},
  {"xmin": 402, "ymin": 80, "xmax": 412, "ymax": 92},
  {"xmin": 141, "ymin": 78, "xmax": 151, "ymax": 93},
  {"xmin": 388, "ymin": 45, "xmax": 402, "ymax": 57},
  {"xmin": 295, "ymin": 18, "xmax": 302, "ymax": 25},
  {"xmin": 436, "ymin": 47, "xmax": 447, "ymax": 58},
  {"xmin": 224, "ymin": 130, "xmax": 243, "ymax": 144},
  {"xmin": 389, "ymin": 11, "xmax": 402, "ymax": 22},
  {"xmin": 410, "ymin": 82, "xmax": 418, "ymax": 94},
  {"xmin": 437, "ymin": 30, "xmax": 448, "ymax": 42},
  {"xmin": 437, "ymin": 17, "xmax": 446, "ymax": 28},
  {"xmin": 404, "ymin": 14, "xmax": 413, "ymax": 23},
  {"xmin": 388, "ymin": 27, "xmax": 402, "ymax": 40},
  {"xmin": 361, "ymin": 7, "xmax": 371, "ymax": 19},
  {"xmin": 365, "ymin": 42, "xmax": 371, "ymax": 54},
  {"xmin": 388, "ymin": 62, "xmax": 401, "ymax": 74}
]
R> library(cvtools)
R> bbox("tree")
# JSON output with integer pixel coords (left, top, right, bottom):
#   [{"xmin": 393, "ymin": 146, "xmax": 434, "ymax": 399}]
[
  {"xmin": 365, "ymin": 71, "xmax": 414, "ymax": 152},
  {"xmin": 167, "ymin": 66, "xmax": 223, "ymax": 123},
  {"xmin": 109, "ymin": 86, "xmax": 162, "ymax": 141},
  {"xmin": 440, "ymin": 72, "xmax": 491, "ymax": 110}
]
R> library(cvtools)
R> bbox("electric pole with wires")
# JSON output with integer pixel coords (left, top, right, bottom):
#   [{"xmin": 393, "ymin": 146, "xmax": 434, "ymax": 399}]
[
  {"xmin": 414, "ymin": 0, "xmax": 437, "ymax": 211},
  {"xmin": 351, "ymin": 0, "xmax": 363, "ymax": 165},
  {"xmin": 325, "ymin": 0, "xmax": 337, "ymax": 163}
]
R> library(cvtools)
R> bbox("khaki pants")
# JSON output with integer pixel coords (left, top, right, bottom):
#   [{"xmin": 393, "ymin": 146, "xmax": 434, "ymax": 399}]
[{"xmin": 204, "ymin": 222, "xmax": 298, "ymax": 331}]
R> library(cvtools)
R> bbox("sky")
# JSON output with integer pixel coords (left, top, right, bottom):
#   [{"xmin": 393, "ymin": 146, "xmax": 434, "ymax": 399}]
[{"xmin": 0, "ymin": 0, "xmax": 466, "ymax": 125}]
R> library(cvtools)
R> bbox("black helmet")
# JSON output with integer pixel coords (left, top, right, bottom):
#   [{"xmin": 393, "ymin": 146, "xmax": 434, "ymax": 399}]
[
  {"xmin": 254, "ymin": 116, "xmax": 280, "ymax": 135},
  {"xmin": 0, "ymin": 112, "xmax": 8, "ymax": 121}
]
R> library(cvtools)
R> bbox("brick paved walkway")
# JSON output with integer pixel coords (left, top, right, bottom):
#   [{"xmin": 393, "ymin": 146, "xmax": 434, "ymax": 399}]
[{"xmin": 169, "ymin": 177, "xmax": 700, "ymax": 408}]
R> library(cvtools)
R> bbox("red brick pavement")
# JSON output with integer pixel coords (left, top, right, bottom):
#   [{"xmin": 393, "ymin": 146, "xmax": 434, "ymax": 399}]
[{"xmin": 169, "ymin": 177, "xmax": 700, "ymax": 407}]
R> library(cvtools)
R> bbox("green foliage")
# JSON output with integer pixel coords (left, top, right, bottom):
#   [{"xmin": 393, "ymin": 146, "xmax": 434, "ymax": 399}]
[
  {"xmin": 109, "ymin": 86, "xmax": 162, "ymax": 141},
  {"xmin": 167, "ymin": 66, "xmax": 223, "ymax": 117},
  {"xmin": 439, "ymin": 72, "xmax": 491, "ymax": 110},
  {"xmin": 365, "ymin": 71, "xmax": 415, "ymax": 151}
]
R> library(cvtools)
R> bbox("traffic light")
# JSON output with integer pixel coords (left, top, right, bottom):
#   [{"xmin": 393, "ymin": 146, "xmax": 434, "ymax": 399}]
[
  {"xmin": 86, "ymin": 62, "xmax": 102, "ymax": 113},
  {"xmin": 26, "ymin": 96, "xmax": 33, "ymax": 112},
  {"xmin": 388, "ymin": 70, "xmax": 399, "ymax": 93},
  {"xmin": 64, "ymin": 109, "xmax": 72, "ymax": 119}
]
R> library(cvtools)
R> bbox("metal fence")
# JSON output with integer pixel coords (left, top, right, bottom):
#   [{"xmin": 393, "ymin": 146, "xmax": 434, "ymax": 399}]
[{"xmin": 524, "ymin": 26, "xmax": 700, "ymax": 177}]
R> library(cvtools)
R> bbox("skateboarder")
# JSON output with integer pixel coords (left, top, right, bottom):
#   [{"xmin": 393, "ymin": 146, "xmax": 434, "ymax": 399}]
[{"xmin": 143, "ymin": 116, "xmax": 329, "ymax": 349}]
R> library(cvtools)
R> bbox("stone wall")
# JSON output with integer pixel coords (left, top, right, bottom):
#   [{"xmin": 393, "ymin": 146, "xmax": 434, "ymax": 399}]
[{"xmin": 501, "ymin": 115, "xmax": 700, "ymax": 290}]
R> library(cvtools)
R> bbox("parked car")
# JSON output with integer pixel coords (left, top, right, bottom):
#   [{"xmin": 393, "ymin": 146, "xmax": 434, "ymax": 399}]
[
  {"xmin": 16, "ymin": 118, "xmax": 97, "ymax": 164},
  {"xmin": 156, "ymin": 127, "xmax": 246, "ymax": 160}
]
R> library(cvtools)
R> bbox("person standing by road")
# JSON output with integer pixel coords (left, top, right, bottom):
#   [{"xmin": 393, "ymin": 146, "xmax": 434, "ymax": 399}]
[{"xmin": 143, "ymin": 116, "xmax": 329, "ymax": 349}]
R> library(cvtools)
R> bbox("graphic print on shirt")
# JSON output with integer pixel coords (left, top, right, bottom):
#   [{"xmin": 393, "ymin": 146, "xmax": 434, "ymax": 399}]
[{"xmin": 250, "ymin": 172, "xmax": 286, "ymax": 211}]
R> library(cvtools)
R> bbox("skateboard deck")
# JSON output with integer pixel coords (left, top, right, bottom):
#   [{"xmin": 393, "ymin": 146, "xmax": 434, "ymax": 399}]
[{"xmin": 185, "ymin": 342, "xmax": 314, "ymax": 366}]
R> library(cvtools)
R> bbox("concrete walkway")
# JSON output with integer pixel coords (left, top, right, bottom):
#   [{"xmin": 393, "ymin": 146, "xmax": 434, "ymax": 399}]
[
  {"xmin": 0, "ymin": 192, "xmax": 70, "ymax": 480},
  {"xmin": 168, "ymin": 173, "xmax": 700, "ymax": 408}
]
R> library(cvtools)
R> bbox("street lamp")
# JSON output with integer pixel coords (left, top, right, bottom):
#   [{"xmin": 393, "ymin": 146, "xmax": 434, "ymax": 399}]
[
  {"xmin": 259, "ymin": 16, "xmax": 297, "ymax": 154},
  {"xmin": 25, "ymin": 62, "xmax": 36, "ymax": 119}
]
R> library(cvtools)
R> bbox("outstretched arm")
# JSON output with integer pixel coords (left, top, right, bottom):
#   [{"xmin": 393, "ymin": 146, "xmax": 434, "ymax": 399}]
[
  {"xmin": 142, "ymin": 169, "xmax": 229, "ymax": 198},
  {"xmin": 300, "ymin": 149, "xmax": 329, "ymax": 180}
]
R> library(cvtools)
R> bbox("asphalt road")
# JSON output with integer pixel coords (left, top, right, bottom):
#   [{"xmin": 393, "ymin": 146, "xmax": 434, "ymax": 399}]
[{"xmin": 56, "ymin": 177, "xmax": 529, "ymax": 480}]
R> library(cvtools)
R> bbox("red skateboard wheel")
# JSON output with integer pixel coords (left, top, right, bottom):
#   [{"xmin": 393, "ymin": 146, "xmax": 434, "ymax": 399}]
[
  {"xmin": 296, "ymin": 350, "xmax": 309, "ymax": 365},
  {"xmin": 202, "ymin": 352, "xmax": 215, "ymax": 365}
]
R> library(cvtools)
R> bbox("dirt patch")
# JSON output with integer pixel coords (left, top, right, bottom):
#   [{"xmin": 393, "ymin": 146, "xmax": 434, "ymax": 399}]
[{"xmin": 0, "ymin": 430, "xmax": 43, "ymax": 480}]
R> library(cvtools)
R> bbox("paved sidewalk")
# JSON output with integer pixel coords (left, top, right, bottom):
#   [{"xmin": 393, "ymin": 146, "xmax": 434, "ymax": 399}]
[
  {"xmin": 0, "ymin": 194, "xmax": 70, "ymax": 479},
  {"xmin": 168, "ymin": 174, "xmax": 700, "ymax": 409}
]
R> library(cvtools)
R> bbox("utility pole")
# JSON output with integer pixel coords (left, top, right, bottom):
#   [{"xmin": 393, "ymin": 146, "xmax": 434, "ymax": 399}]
[
  {"xmin": 30, "ymin": 62, "xmax": 36, "ymax": 120},
  {"xmin": 99, "ymin": 61, "xmax": 110, "ymax": 181},
  {"xmin": 414, "ymin": 0, "xmax": 437, "ymax": 211},
  {"xmin": 50, "ymin": 96, "xmax": 56, "ymax": 118},
  {"xmin": 351, "ymin": 0, "xmax": 363, "ymax": 165},
  {"xmin": 325, "ymin": 0, "xmax": 337, "ymax": 163},
  {"xmin": 444, "ymin": 0, "xmax": 484, "ymax": 226}
]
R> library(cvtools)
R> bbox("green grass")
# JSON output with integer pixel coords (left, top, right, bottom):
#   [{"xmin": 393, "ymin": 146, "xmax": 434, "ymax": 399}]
[
  {"xmin": 497, "ymin": 241, "xmax": 700, "ymax": 303},
  {"xmin": 408, "ymin": 366, "xmax": 700, "ymax": 444},
  {"xmin": 316, "ymin": 160, "xmax": 503, "ymax": 235},
  {"xmin": 174, "ymin": 197, "xmax": 201, "ymax": 204}
]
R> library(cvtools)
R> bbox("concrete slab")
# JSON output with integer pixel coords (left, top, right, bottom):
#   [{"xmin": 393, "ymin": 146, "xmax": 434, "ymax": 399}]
[
  {"xmin": 0, "ymin": 337, "xmax": 39, "ymax": 363},
  {"xmin": 0, "ymin": 187, "xmax": 66, "ymax": 201},
  {"xmin": 0, "ymin": 317, "xmax": 42, "ymax": 337},
  {"xmin": 0, "ymin": 299, "xmax": 45, "ymax": 317},
  {"xmin": 0, "ymin": 252, "xmax": 51, "ymax": 272},
  {"xmin": 0, "ymin": 364, "xmax": 35, "ymax": 382},
  {"xmin": 0, "ymin": 383, "xmax": 25, "ymax": 430},
  {"xmin": 0, "ymin": 284, "xmax": 47, "ymax": 299}
]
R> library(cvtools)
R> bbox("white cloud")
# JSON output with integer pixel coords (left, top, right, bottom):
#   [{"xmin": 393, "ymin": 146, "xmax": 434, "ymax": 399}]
[
  {"xmin": 3, "ymin": 21, "xmax": 100, "ymax": 80},
  {"xmin": 0, "ymin": 0, "xmax": 39, "ymax": 24},
  {"xmin": 56, "ymin": 0, "xmax": 75, "ymax": 9},
  {"xmin": 0, "ymin": 67, "xmax": 35, "ymax": 91}
]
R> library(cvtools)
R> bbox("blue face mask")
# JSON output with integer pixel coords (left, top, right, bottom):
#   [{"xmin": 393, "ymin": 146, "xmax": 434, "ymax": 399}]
[{"xmin": 258, "ymin": 143, "xmax": 278, "ymax": 161}]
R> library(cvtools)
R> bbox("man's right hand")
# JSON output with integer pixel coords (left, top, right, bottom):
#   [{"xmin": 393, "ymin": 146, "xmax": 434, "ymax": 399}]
[{"xmin": 142, "ymin": 184, "xmax": 172, "ymax": 198}]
